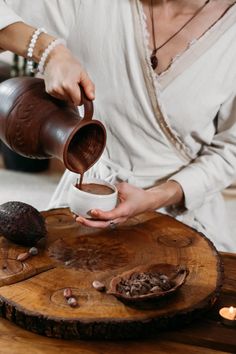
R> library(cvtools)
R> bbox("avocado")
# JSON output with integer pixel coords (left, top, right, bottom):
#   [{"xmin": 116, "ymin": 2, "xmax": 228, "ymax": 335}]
[{"xmin": 0, "ymin": 201, "xmax": 46, "ymax": 246}]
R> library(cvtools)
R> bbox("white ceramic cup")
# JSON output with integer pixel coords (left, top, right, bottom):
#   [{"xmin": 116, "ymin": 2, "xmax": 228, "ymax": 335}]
[{"xmin": 67, "ymin": 177, "xmax": 118, "ymax": 218}]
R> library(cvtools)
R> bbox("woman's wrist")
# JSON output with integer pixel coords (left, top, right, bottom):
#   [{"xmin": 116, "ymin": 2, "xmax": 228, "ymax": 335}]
[
  {"xmin": 32, "ymin": 32, "xmax": 56, "ymax": 63},
  {"xmin": 44, "ymin": 43, "xmax": 70, "ymax": 68},
  {"xmin": 36, "ymin": 38, "xmax": 66, "ymax": 74},
  {"xmin": 146, "ymin": 180, "xmax": 184, "ymax": 211},
  {"xmin": 0, "ymin": 23, "xmax": 55, "ymax": 62}
]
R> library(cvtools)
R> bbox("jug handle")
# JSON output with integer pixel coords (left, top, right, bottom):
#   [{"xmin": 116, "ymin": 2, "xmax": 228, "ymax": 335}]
[{"xmin": 80, "ymin": 85, "xmax": 94, "ymax": 121}]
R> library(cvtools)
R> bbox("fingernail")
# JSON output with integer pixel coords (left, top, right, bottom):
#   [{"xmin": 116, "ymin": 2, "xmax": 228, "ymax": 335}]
[
  {"xmin": 76, "ymin": 217, "xmax": 84, "ymax": 224},
  {"xmin": 91, "ymin": 209, "xmax": 98, "ymax": 216}
]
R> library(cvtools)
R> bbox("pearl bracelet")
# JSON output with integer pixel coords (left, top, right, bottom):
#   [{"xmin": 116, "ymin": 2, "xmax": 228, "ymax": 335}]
[
  {"xmin": 37, "ymin": 38, "xmax": 66, "ymax": 74},
  {"xmin": 26, "ymin": 27, "xmax": 47, "ymax": 73}
]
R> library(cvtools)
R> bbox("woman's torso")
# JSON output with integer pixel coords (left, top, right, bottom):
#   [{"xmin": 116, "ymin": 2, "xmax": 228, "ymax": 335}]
[{"xmin": 4, "ymin": 0, "xmax": 236, "ymax": 250}]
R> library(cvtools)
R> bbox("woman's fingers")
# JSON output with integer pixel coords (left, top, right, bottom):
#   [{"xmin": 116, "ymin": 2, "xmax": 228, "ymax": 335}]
[
  {"xmin": 61, "ymin": 82, "xmax": 82, "ymax": 105},
  {"xmin": 90, "ymin": 203, "xmax": 130, "ymax": 221},
  {"xmin": 44, "ymin": 45, "xmax": 95, "ymax": 105},
  {"xmin": 46, "ymin": 85, "xmax": 71, "ymax": 102},
  {"xmin": 47, "ymin": 75, "xmax": 94, "ymax": 106},
  {"xmin": 76, "ymin": 216, "xmax": 111, "ymax": 228},
  {"xmin": 80, "ymin": 71, "xmax": 95, "ymax": 102},
  {"xmin": 76, "ymin": 215, "xmax": 128, "ymax": 229},
  {"xmin": 46, "ymin": 77, "xmax": 91, "ymax": 106},
  {"xmin": 76, "ymin": 216, "xmax": 109, "ymax": 228}
]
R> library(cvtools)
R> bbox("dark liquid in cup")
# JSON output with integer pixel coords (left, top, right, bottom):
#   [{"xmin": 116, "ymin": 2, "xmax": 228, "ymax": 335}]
[
  {"xmin": 77, "ymin": 174, "xmax": 114, "ymax": 195},
  {"xmin": 76, "ymin": 183, "xmax": 114, "ymax": 195}
]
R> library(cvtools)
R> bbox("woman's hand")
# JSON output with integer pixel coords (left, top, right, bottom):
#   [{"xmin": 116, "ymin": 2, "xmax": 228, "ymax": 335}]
[
  {"xmin": 75, "ymin": 180, "xmax": 184, "ymax": 229},
  {"xmin": 44, "ymin": 45, "xmax": 95, "ymax": 105},
  {"xmin": 0, "ymin": 22, "xmax": 93, "ymax": 105}
]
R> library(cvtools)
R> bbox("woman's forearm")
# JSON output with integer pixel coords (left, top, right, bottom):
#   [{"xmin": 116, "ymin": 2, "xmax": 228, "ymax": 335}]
[
  {"xmin": 146, "ymin": 180, "xmax": 184, "ymax": 210},
  {"xmin": 0, "ymin": 22, "xmax": 95, "ymax": 104},
  {"xmin": 0, "ymin": 22, "xmax": 55, "ymax": 62}
]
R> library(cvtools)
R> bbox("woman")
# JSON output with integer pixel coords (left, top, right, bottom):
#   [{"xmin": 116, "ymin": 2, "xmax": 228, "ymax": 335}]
[{"xmin": 0, "ymin": 0, "xmax": 236, "ymax": 251}]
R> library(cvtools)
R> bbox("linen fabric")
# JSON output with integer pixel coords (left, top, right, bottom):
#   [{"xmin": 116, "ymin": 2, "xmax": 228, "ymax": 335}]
[{"xmin": 1, "ymin": 0, "xmax": 236, "ymax": 251}]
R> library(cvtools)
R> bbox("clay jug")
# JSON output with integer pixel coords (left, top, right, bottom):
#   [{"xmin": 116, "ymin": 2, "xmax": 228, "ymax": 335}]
[{"xmin": 0, "ymin": 77, "xmax": 106, "ymax": 174}]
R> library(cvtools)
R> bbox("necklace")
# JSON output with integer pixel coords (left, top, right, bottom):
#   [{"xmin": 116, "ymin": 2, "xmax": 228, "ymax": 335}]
[{"xmin": 149, "ymin": 0, "xmax": 211, "ymax": 70}]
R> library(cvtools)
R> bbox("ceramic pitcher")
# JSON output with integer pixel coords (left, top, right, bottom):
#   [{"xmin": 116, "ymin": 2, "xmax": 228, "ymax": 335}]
[{"xmin": 0, "ymin": 77, "xmax": 106, "ymax": 174}]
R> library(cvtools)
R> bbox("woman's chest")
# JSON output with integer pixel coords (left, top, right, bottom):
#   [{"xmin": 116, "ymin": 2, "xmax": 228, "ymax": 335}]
[
  {"xmin": 141, "ymin": 0, "xmax": 235, "ymax": 75},
  {"xmin": 67, "ymin": 1, "xmax": 236, "ymax": 138},
  {"xmin": 159, "ymin": 39, "xmax": 236, "ymax": 138}
]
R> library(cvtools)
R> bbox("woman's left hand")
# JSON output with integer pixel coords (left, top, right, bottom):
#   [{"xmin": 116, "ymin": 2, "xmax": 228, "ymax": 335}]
[{"xmin": 75, "ymin": 180, "xmax": 184, "ymax": 229}]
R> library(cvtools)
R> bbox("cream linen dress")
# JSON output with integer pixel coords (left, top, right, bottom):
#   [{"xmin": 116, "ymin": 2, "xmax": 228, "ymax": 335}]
[{"xmin": 1, "ymin": 0, "xmax": 236, "ymax": 251}]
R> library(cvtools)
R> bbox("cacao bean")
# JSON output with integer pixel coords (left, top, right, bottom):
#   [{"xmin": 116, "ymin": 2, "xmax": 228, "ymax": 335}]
[
  {"xmin": 67, "ymin": 297, "xmax": 78, "ymax": 307},
  {"xmin": 92, "ymin": 280, "xmax": 106, "ymax": 292},
  {"xmin": 17, "ymin": 252, "xmax": 30, "ymax": 261},
  {"xmin": 63, "ymin": 288, "xmax": 72, "ymax": 299}
]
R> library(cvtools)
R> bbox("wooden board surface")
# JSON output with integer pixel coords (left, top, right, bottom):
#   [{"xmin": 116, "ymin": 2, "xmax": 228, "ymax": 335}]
[
  {"xmin": 0, "ymin": 208, "xmax": 223, "ymax": 339},
  {"xmin": 0, "ymin": 318, "xmax": 228, "ymax": 354}
]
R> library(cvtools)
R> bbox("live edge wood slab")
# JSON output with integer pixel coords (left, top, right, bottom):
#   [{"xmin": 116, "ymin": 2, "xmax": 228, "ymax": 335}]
[{"xmin": 0, "ymin": 208, "xmax": 223, "ymax": 340}]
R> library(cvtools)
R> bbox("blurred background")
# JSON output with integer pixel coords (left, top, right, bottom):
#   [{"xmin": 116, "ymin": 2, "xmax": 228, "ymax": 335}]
[{"xmin": 0, "ymin": 51, "xmax": 65, "ymax": 210}]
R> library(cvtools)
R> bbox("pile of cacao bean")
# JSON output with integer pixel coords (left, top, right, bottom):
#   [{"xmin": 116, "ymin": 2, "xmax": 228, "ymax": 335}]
[{"xmin": 116, "ymin": 271, "xmax": 174, "ymax": 297}]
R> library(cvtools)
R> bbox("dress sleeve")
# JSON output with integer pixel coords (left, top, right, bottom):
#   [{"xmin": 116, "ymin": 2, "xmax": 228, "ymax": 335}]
[
  {"xmin": 0, "ymin": 0, "xmax": 81, "ymax": 39},
  {"xmin": 170, "ymin": 91, "xmax": 236, "ymax": 210},
  {"xmin": 0, "ymin": 0, "xmax": 22, "ymax": 29}
]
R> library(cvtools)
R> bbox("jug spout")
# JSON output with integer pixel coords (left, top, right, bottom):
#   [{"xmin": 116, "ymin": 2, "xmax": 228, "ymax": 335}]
[
  {"xmin": 41, "ymin": 109, "xmax": 106, "ymax": 173},
  {"xmin": 0, "ymin": 77, "xmax": 106, "ymax": 174}
]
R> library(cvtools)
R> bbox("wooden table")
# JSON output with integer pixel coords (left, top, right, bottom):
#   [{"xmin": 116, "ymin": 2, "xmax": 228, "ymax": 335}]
[{"xmin": 0, "ymin": 252, "xmax": 234, "ymax": 354}]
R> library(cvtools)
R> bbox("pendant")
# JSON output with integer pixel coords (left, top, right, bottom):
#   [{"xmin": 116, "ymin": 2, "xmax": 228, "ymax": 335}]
[{"xmin": 150, "ymin": 52, "xmax": 158, "ymax": 70}]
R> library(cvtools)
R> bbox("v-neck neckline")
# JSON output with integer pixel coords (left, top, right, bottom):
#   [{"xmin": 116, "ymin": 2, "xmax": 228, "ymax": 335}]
[
  {"xmin": 130, "ymin": 0, "xmax": 236, "ymax": 162},
  {"xmin": 137, "ymin": 0, "xmax": 236, "ymax": 89}
]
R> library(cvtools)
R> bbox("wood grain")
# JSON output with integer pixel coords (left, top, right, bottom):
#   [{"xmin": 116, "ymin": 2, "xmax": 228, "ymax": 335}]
[
  {"xmin": 0, "ymin": 318, "xmax": 228, "ymax": 354},
  {"xmin": 0, "ymin": 208, "xmax": 223, "ymax": 340}
]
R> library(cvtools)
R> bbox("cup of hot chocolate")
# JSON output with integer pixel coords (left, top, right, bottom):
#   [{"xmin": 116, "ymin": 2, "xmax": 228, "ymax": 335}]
[{"xmin": 67, "ymin": 177, "xmax": 118, "ymax": 218}]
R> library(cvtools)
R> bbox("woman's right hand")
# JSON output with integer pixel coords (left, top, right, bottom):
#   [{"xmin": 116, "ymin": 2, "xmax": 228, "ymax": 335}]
[
  {"xmin": 0, "ymin": 22, "xmax": 94, "ymax": 105},
  {"xmin": 43, "ymin": 44, "xmax": 95, "ymax": 105}
]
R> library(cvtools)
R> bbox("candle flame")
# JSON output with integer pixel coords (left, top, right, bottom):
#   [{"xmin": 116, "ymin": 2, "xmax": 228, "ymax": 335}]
[{"xmin": 229, "ymin": 306, "xmax": 235, "ymax": 314}]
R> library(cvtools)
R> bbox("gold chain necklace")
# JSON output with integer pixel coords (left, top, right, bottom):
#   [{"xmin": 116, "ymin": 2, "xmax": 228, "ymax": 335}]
[{"xmin": 149, "ymin": 0, "xmax": 210, "ymax": 70}]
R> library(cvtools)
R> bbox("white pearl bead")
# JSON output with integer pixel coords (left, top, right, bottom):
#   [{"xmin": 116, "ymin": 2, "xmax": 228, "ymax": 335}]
[
  {"xmin": 26, "ymin": 27, "xmax": 47, "ymax": 73},
  {"xmin": 37, "ymin": 38, "xmax": 66, "ymax": 74}
]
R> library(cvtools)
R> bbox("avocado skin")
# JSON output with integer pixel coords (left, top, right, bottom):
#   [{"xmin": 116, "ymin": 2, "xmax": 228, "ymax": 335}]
[{"xmin": 0, "ymin": 201, "xmax": 46, "ymax": 246}]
